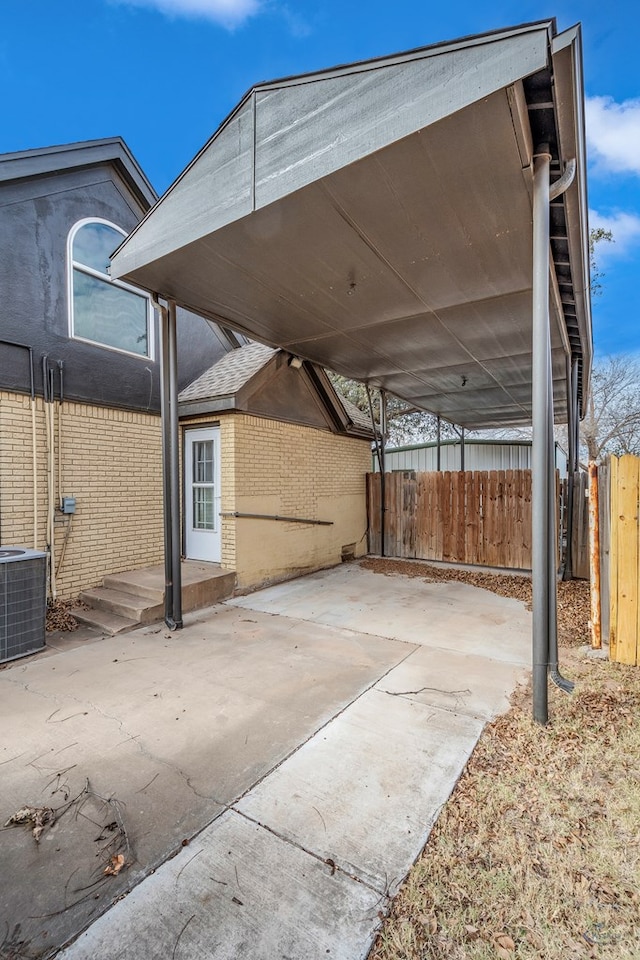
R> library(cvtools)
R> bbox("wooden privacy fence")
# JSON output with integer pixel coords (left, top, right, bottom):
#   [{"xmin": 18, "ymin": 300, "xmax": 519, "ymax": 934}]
[
  {"xmin": 609, "ymin": 454, "xmax": 640, "ymax": 665},
  {"xmin": 367, "ymin": 469, "xmax": 533, "ymax": 569}
]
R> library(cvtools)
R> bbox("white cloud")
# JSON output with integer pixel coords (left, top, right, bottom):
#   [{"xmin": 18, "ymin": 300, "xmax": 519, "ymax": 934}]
[
  {"xmin": 586, "ymin": 96, "xmax": 640, "ymax": 177},
  {"xmin": 589, "ymin": 208, "xmax": 640, "ymax": 258},
  {"xmin": 117, "ymin": 0, "xmax": 261, "ymax": 28}
]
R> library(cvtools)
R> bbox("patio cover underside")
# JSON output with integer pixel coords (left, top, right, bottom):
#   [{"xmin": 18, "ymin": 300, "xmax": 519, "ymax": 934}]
[{"xmin": 111, "ymin": 21, "xmax": 591, "ymax": 431}]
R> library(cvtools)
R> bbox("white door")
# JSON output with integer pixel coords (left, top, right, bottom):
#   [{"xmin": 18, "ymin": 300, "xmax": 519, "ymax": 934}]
[{"xmin": 185, "ymin": 426, "xmax": 221, "ymax": 562}]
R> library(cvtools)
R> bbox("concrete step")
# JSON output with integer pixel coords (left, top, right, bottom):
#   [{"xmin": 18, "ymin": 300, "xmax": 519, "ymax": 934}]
[
  {"xmin": 181, "ymin": 564, "xmax": 236, "ymax": 610},
  {"xmin": 79, "ymin": 586, "xmax": 164, "ymax": 624},
  {"xmin": 103, "ymin": 569, "xmax": 164, "ymax": 604},
  {"xmin": 69, "ymin": 606, "xmax": 139, "ymax": 637},
  {"xmin": 76, "ymin": 563, "xmax": 236, "ymax": 637},
  {"xmin": 103, "ymin": 563, "xmax": 236, "ymax": 611}
]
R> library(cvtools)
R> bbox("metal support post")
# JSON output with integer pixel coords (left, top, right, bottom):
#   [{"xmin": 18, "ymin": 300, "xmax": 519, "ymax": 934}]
[
  {"xmin": 572, "ymin": 356, "xmax": 580, "ymax": 467},
  {"xmin": 436, "ymin": 416, "xmax": 441, "ymax": 471},
  {"xmin": 167, "ymin": 300, "xmax": 183, "ymax": 629},
  {"xmin": 532, "ymin": 147, "xmax": 551, "ymax": 724},
  {"xmin": 380, "ymin": 390, "xmax": 387, "ymax": 557},
  {"xmin": 460, "ymin": 426, "xmax": 465, "ymax": 471},
  {"xmin": 156, "ymin": 299, "xmax": 174, "ymax": 627}
]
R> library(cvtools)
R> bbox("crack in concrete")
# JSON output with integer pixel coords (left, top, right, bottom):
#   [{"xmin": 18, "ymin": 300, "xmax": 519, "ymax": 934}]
[
  {"xmin": 223, "ymin": 599, "xmax": 419, "ymax": 649},
  {"xmin": 0, "ymin": 674, "xmax": 223, "ymax": 806},
  {"xmin": 231, "ymin": 807, "xmax": 390, "ymax": 899},
  {"xmin": 229, "ymin": 643, "xmax": 418, "ymax": 807}
]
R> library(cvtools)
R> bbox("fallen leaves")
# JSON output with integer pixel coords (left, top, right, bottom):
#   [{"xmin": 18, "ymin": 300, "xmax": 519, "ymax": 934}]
[
  {"xmin": 45, "ymin": 598, "xmax": 82, "ymax": 632},
  {"xmin": 493, "ymin": 933, "xmax": 515, "ymax": 957},
  {"xmin": 367, "ymin": 559, "xmax": 640, "ymax": 960},
  {"xmin": 361, "ymin": 557, "xmax": 591, "ymax": 646},
  {"xmin": 104, "ymin": 853, "xmax": 126, "ymax": 876},
  {"xmin": 4, "ymin": 805, "xmax": 55, "ymax": 842}
]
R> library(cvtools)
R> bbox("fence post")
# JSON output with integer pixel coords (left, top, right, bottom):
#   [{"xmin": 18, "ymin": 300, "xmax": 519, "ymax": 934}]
[{"xmin": 588, "ymin": 461, "xmax": 602, "ymax": 649}]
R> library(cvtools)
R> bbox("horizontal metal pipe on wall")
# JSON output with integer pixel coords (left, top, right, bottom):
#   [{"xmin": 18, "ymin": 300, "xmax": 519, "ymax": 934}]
[{"xmin": 220, "ymin": 512, "xmax": 333, "ymax": 526}]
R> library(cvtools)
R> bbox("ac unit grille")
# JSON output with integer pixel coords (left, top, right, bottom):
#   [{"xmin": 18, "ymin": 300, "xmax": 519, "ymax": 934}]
[{"xmin": 0, "ymin": 549, "xmax": 47, "ymax": 663}]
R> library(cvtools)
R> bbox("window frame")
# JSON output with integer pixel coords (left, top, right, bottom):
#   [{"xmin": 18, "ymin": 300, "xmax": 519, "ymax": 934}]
[{"xmin": 67, "ymin": 217, "xmax": 155, "ymax": 360}]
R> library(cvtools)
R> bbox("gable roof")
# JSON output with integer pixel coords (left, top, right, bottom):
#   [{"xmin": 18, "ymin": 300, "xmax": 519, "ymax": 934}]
[
  {"xmin": 179, "ymin": 342, "xmax": 376, "ymax": 437},
  {"xmin": 0, "ymin": 138, "xmax": 157, "ymax": 210},
  {"xmin": 179, "ymin": 341, "xmax": 275, "ymax": 401},
  {"xmin": 112, "ymin": 21, "xmax": 591, "ymax": 430}
]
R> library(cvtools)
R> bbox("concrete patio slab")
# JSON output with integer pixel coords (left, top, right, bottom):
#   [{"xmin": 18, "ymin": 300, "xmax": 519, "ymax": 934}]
[
  {"xmin": 236, "ymin": 688, "xmax": 482, "ymax": 894},
  {"xmin": 230, "ymin": 564, "xmax": 531, "ymax": 663},
  {"xmin": 373, "ymin": 645, "xmax": 529, "ymax": 720},
  {"xmin": 62, "ymin": 809, "xmax": 383, "ymax": 960},
  {"xmin": 1, "ymin": 561, "xmax": 531, "ymax": 959},
  {"xmin": 0, "ymin": 603, "xmax": 410, "ymax": 957}
]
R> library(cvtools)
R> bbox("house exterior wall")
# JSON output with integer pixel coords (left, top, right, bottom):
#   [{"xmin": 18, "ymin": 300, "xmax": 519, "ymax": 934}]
[
  {"xmin": 0, "ymin": 391, "xmax": 163, "ymax": 599},
  {"xmin": 180, "ymin": 411, "xmax": 370, "ymax": 589},
  {"xmin": 211, "ymin": 413, "xmax": 369, "ymax": 590},
  {"xmin": 0, "ymin": 163, "xmax": 229, "ymax": 411}
]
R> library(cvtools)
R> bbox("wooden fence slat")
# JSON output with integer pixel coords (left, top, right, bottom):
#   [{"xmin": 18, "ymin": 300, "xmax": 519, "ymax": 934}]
[
  {"xmin": 615, "ymin": 455, "xmax": 639, "ymax": 665},
  {"xmin": 598, "ymin": 464, "xmax": 610, "ymax": 647},
  {"xmin": 609, "ymin": 457, "xmax": 619, "ymax": 660},
  {"xmin": 435, "ymin": 472, "xmax": 444, "ymax": 560},
  {"xmin": 366, "ymin": 469, "xmax": 537, "ymax": 571}
]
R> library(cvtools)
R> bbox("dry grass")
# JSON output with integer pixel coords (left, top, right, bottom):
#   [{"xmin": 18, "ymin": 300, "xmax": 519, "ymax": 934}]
[{"xmin": 365, "ymin": 559, "xmax": 640, "ymax": 960}]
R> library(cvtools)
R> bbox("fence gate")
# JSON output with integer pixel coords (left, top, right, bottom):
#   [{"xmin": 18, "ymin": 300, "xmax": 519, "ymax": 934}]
[
  {"xmin": 367, "ymin": 469, "xmax": 535, "ymax": 570},
  {"xmin": 609, "ymin": 455, "xmax": 640, "ymax": 665}
]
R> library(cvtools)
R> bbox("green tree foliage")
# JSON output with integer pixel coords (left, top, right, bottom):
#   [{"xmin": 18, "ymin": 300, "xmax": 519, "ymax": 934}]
[{"xmin": 589, "ymin": 226, "xmax": 613, "ymax": 297}]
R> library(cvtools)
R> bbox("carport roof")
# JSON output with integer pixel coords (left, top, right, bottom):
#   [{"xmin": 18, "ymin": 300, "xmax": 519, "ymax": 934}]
[{"xmin": 111, "ymin": 19, "xmax": 591, "ymax": 430}]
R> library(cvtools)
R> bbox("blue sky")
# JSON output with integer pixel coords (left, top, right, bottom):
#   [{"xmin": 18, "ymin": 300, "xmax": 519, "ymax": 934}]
[{"xmin": 2, "ymin": 0, "xmax": 639, "ymax": 359}]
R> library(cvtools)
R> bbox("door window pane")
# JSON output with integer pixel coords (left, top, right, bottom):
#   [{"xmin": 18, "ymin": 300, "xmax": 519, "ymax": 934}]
[
  {"xmin": 193, "ymin": 487, "xmax": 214, "ymax": 530},
  {"xmin": 193, "ymin": 441, "xmax": 214, "ymax": 483}
]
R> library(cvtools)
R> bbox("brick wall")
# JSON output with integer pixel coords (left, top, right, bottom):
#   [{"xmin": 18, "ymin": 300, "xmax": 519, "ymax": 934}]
[
  {"xmin": 0, "ymin": 391, "xmax": 163, "ymax": 599},
  {"xmin": 222, "ymin": 413, "xmax": 370, "ymax": 589}
]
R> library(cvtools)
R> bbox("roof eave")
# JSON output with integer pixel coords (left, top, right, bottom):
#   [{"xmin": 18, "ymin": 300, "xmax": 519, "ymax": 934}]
[
  {"xmin": 0, "ymin": 138, "xmax": 157, "ymax": 210},
  {"xmin": 551, "ymin": 25, "xmax": 592, "ymax": 416}
]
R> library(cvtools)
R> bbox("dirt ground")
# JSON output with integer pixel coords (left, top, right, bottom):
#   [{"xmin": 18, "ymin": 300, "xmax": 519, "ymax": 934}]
[{"xmin": 363, "ymin": 558, "xmax": 639, "ymax": 960}]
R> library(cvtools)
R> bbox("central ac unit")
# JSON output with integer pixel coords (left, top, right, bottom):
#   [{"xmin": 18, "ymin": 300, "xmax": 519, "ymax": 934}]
[{"xmin": 0, "ymin": 548, "xmax": 47, "ymax": 663}]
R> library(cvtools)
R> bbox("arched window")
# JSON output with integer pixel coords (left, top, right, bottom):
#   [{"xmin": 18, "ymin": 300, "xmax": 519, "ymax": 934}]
[{"xmin": 68, "ymin": 219, "xmax": 152, "ymax": 358}]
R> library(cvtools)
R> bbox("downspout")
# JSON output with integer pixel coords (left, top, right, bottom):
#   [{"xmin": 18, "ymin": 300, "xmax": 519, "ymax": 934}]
[
  {"xmin": 43, "ymin": 357, "xmax": 57, "ymax": 599},
  {"xmin": 57, "ymin": 361, "xmax": 64, "ymax": 510},
  {"xmin": 153, "ymin": 297, "xmax": 175, "ymax": 629},
  {"xmin": 548, "ymin": 358, "xmax": 574, "ymax": 693},
  {"xmin": 531, "ymin": 146, "xmax": 552, "ymax": 725},
  {"xmin": 532, "ymin": 153, "xmax": 577, "ymax": 721},
  {"xmin": 548, "ymin": 160, "xmax": 577, "ymax": 691},
  {"xmin": 563, "ymin": 355, "xmax": 576, "ymax": 580},
  {"xmin": 167, "ymin": 300, "xmax": 183, "ymax": 629},
  {"xmin": 48, "ymin": 364, "xmax": 56, "ymax": 599},
  {"xmin": 31, "ymin": 356, "xmax": 37, "ymax": 549}
]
